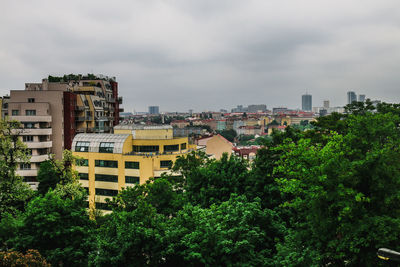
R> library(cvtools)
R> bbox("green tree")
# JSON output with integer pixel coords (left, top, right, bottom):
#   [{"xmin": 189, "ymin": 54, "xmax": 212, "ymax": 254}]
[
  {"xmin": 108, "ymin": 176, "xmax": 186, "ymax": 216},
  {"xmin": 0, "ymin": 119, "xmax": 33, "ymax": 219},
  {"xmin": 91, "ymin": 202, "xmax": 166, "ymax": 266},
  {"xmin": 37, "ymin": 150, "xmax": 80, "ymax": 196},
  {"xmin": 275, "ymin": 112, "xmax": 400, "ymax": 266},
  {"xmin": 9, "ymin": 188, "xmax": 94, "ymax": 266},
  {"xmin": 163, "ymin": 195, "xmax": 282, "ymax": 266},
  {"xmin": 218, "ymin": 129, "xmax": 237, "ymax": 142}
]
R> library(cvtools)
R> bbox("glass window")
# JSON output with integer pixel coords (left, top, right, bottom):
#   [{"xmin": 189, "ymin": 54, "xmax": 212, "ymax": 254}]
[
  {"xmin": 125, "ymin": 176, "xmax": 139, "ymax": 184},
  {"xmin": 95, "ymin": 188, "xmax": 118, "ymax": 197},
  {"xmin": 28, "ymin": 98, "xmax": 35, "ymax": 103},
  {"xmin": 95, "ymin": 202, "xmax": 112, "ymax": 211},
  {"xmin": 25, "ymin": 110, "xmax": 36, "ymax": 116},
  {"xmin": 95, "ymin": 174, "xmax": 118, "ymax": 182},
  {"xmin": 132, "ymin": 145, "xmax": 159, "ymax": 153},
  {"xmin": 12, "ymin": 110, "xmax": 19, "ymax": 116},
  {"xmin": 95, "ymin": 160, "xmax": 118, "ymax": 168},
  {"xmin": 125, "ymin": 161, "xmax": 139, "ymax": 169},
  {"xmin": 160, "ymin": 160, "xmax": 172, "ymax": 169},
  {"xmin": 99, "ymin": 142, "xmax": 114, "ymax": 153},
  {"xmin": 20, "ymin": 163, "xmax": 31, "ymax": 170},
  {"xmin": 164, "ymin": 144, "xmax": 179, "ymax": 152},
  {"xmin": 23, "ymin": 122, "xmax": 35, "ymax": 129},
  {"xmin": 75, "ymin": 141, "xmax": 90, "ymax": 152},
  {"xmin": 78, "ymin": 173, "xmax": 89, "ymax": 180},
  {"xmin": 75, "ymin": 159, "xmax": 88, "ymax": 166}
]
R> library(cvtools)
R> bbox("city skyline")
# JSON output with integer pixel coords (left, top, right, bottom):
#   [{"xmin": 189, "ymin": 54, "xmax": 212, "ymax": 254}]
[{"xmin": 1, "ymin": 1, "xmax": 399, "ymax": 112}]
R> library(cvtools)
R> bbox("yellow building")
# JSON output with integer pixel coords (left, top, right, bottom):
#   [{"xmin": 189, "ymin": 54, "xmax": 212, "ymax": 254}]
[{"xmin": 72, "ymin": 125, "xmax": 195, "ymax": 211}]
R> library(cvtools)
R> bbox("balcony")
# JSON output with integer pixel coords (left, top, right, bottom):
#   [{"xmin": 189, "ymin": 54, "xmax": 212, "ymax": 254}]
[
  {"xmin": 18, "ymin": 128, "xmax": 52, "ymax": 135},
  {"xmin": 75, "ymin": 106, "xmax": 85, "ymax": 111},
  {"xmin": 26, "ymin": 141, "xmax": 52, "ymax": 149},
  {"xmin": 85, "ymin": 116, "xmax": 93, "ymax": 121},
  {"xmin": 107, "ymin": 97, "xmax": 116, "ymax": 103},
  {"xmin": 30, "ymin": 154, "xmax": 50, "ymax": 162},
  {"xmin": 119, "ymin": 108, "xmax": 124, "ymax": 112},
  {"xmin": 10, "ymin": 115, "xmax": 52, "ymax": 122},
  {"xmin": 118, "ymin": 97, "xmax": 123, "ymax": 104},
  {"xmin": 17, "ymin": 169, "xmax": 38, "ymax": 177},
  {"xmin": 75, "ymin": 116, "xmax": 85, "ymax": 122}
]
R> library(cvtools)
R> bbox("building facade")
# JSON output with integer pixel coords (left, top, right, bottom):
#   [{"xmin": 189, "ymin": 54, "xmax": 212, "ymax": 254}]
[
  {"xmin": 302, "ymin": 94, "xmax": 312, "ymax": 111},
  {"xmin": 6, "ymin": 74, "xmax": 123, "ymax": 187},
  {"xmin": 148, "ymin": 106, "xmax": 159, "ymax": 115},
  {"xmin": 72, "ymin": 125, "xmax": 195, "ymax": 211},
  {"xmin": 347, "ymin": 91, "xmax": 357, "ymax": 104}
]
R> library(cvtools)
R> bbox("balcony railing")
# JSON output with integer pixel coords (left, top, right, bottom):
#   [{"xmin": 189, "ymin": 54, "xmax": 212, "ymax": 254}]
[{"xmin": 118, "ymin": 97, "xmax": 123, "ymax": 104}]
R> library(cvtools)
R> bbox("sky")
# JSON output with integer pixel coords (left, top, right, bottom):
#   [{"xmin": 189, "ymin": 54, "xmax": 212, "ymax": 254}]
[{"xmin": 1, "ymin": 0, "xmax": 400, "ymax": 113}]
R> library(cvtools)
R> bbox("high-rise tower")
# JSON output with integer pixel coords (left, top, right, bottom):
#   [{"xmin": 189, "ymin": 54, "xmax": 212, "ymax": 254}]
[{"xmin": 302, "ymin": 93, "xmax": 312, "ymax": 111}]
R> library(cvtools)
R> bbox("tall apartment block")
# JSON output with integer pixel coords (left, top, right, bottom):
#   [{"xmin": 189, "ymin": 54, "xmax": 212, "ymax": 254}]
[
  {"xmin": 302, "ymin": 94, "xmax": 312, "ymax": 111},
  {"xmin": 7, "ymin": 74, "xmax": 123, "ymax": 188},
  {"xmin": 148, "ymin": 106, "xmax": 159, "ymax": 115},
  {"xmin": 358, "ymin": 94, "xmax": 366, "ymax": 102}
]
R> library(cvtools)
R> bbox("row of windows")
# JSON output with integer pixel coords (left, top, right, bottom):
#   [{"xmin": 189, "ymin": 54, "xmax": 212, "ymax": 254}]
[
  {"xmin": 80, "ymin": 173, "xmax": 139, "ymax": 184},
  {"xmin": 76, "ymin": 159, "xmax": 140, "ymax": 169},
  {"xmin": 95, "ymin": 188, "xmax": 118, "ymax": 197},
  {"xmin": 132, "ymin": 144, "xmax": 187, "ymax": 153},
  {"xmin": 75, "ymin": 142, "xmax": 115, "ymax": 153},
  {"xmin": 12, "ymin": 109, "xmax": 36, "ymax": 116},
  {"xmin": 95, "ymin": 160, "xmax": 118, "ymax": 168},
  {"xmin": 99, "ymin": 142, "xmax": 114, "ymax": 153}
]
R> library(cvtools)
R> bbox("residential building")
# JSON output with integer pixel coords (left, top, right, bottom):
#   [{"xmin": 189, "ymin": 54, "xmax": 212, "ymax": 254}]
[
  {"xmin": 1, "ymin": 95, "xmax": 10, "ymax": 118},
  {"xmin": 195, "ymin": 134, "xmax": 233, "ymax": 159},
  {"xmin": 72, "ymin": 124, "xmax": 196, "ymax": 211},
  {"xmin": 148, "ymin": 106, "xmax": 159, "ymax": 115},
  {"xmin": 347, "ymin": 91, "xmax": 357, "ymax": 104},
  {"xmin": 302, "ymin": 94, "xmax": 312, "ymax": 111},
  {"xmin": 358, "ymin": 94, "xmax": 366, "ymax": 102},
  {"xmin": 7, "ymin": 74, "xmax": 123, "ymax": 186}
]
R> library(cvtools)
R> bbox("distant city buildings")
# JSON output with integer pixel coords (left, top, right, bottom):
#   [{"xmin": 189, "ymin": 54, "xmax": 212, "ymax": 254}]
[
  {"xmin": 302, "ymin": 94, "xmax": 312, "ymax": 111},
  {"xmin": 323, "ymin": 100, "xmax": 330, "ymax": 109},
  {"xmin": 231, "ymin": 104, "xmax": 266, "ymax": 113},
  {"xmin": 148, "ymin": 106, "xmax": 159, "ymax": 115},
  {"xmin": 358, "ymin": 94, "xmax": 366, "ymax": 102},
  {"xmin": 347, "ymin": 91, "xmax": 357, "ymax": 104}
]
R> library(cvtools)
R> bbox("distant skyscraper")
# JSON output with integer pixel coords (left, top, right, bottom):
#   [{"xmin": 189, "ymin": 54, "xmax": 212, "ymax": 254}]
[
  {"xmin": 347, "ymin": 91, "xmax": 357, "ymax": 104},
  {"xmin": 302, "ymin": 94, "xmax": 312, "ymax": 111},
  {"xmin": 148, "ymin": 106, "xmax": 159, "ymax": 115},
  {"xmin": 358, "ymin": 94, "xmax": 366, "ymax": 102},
  {"xmin": 323, "ymin": 100, "xmax": 330, "ymax": 109}
]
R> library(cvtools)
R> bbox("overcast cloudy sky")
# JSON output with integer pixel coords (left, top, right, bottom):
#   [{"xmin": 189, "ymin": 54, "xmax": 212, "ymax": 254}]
[{"xmin": 1, "ymin": 0, "xmax": 400, "ymax": 112}]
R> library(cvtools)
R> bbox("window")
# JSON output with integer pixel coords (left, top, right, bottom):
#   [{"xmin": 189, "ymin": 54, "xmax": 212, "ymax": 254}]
[
  {"xmin": 99, "ymin": 142, "xmax": 114, "ymax": 153},
  {"xmin": 23, "ymin": 135, "xmax": 34, "ymax": 142},
  {"xmin": 79, "ymin": 173, "xmax": 89, "ymax": 180},
  {"xmin": 132, "ymin": 145, "xmax": 159, "ymax": 153},
  {"xmin": 125, "ymin": 176, "xmax": 139, "ymax": 184},
  {"xmin": 20, "ymin": 163, "xmax": 31, "ymax": 170},
  {"xmin": 95, "ymin": 202, "xmax": 112, "ymax": 211},
  {"xmin": 12, "ymin": 110, "xmax": 19, "ymax": 116},
  {"xmin": 95, "ymin": 174, "xmax": 118, "ymax": 182},
  {"xmin": 83, "ymin": 187, "xmax": 89, "ymax": 194},
  {"xmin": 181, "ymin": 143, "xmax": 187, "ymax": 150},
  {"xmin": 95, "ymin": 188, "xmax": 118, "ymax": 197},
  {"xmin": 95, "ymin": 160, "xmax": 118, "ymax": 168},
  {"xmin": 75, "ymin": 141, "xmax": 90, "ymax": 152},
  {"xmin": 76, "ymin": 159, "xmax": 89, "ymax": 166},
  {"xmin": 28, "ymin": 98, "xmax": 35, "ymax": 103},
  {"xmin": 160, "ymin": 160, "xmax": 172, "ymax": 169},
  {"xmin": 23, "ymin": 176, "xmax": 37, "ymax": 182},
  {"xmin": 23, "ymin": 122, "xmax": 35, "ymax": 129},
  {"xmin": 125, "ymin": 161, "xmax": 139, "ymax": 169},
  {"xmin": 164, "ymin": 144, "xmax": 179, "ymax": 152},
  {"xmin": 25, "ymin": 110, "xmax": 36, "ymax": 116}
]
